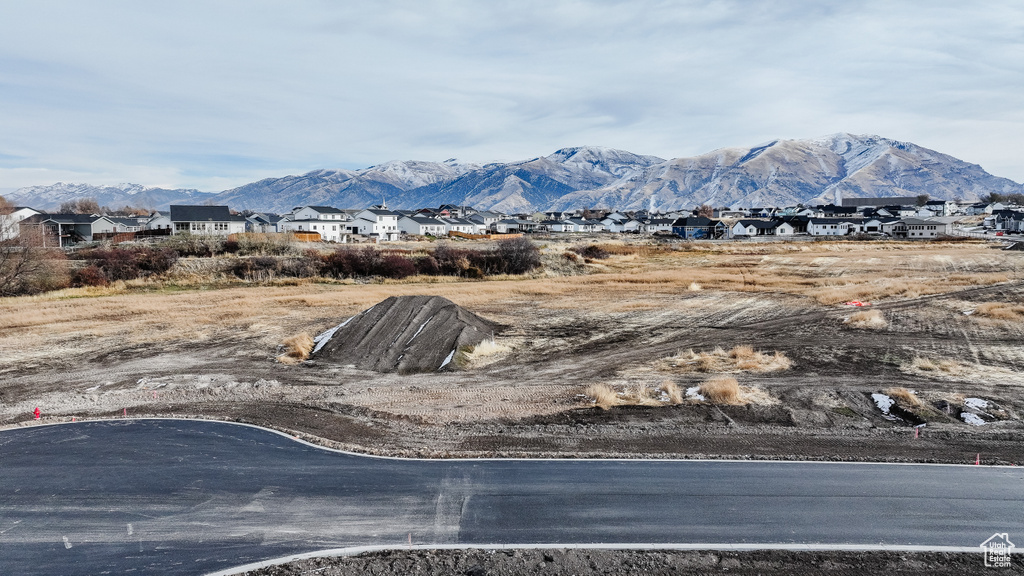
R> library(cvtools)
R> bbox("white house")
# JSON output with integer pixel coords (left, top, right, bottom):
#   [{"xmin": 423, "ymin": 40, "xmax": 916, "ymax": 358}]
[
  {"xmin": 807, "ymin": 218, "xmax": 855, "ymax": 236},
  {"xmin": 440, "ymin": 217, "xmax": 479, "ymax": 234},
  {"xmin": 145, "ymin": 211, "xmax": 173, "ymax": 232},
  {"xmin": 1, "ymin": 206, "xmax": 41, "ymax": 240},
  {"xmin": 890, "ymin": 218, "xmax": 950, "ymax": 239},
  {"xmin": 169, "ymin": 205, "xmax": 246, "ymax": 236},
  {"xmin": 354, "ymin": 208, "xmax": 401, "ymax": 239},
  {"xmin": 292, "ymin": 205, "xmax": 350, "ymax": 222},
  {"xmin": 470, "ymin": 211, "xmax": 504, "ymax": 228},
  {"xmin": 731, "ymin": 220, "xmax": 778, "ymax": 237},
  {"xmin": 280, "ymin": 218, "xmax": 349, "ymax": 241},
  {"xmin": 399, "ymin": 215, "xmax": 447, "ymax": 236},
  {"xmin": 644, "ymin": 218, "xmax": 675, "ymax": 233}
]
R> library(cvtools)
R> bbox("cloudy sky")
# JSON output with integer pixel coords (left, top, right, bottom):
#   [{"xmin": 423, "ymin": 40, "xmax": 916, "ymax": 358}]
[{"xmin": 1, "ymin": 0, "xmax": 1022, "ymax": 191}]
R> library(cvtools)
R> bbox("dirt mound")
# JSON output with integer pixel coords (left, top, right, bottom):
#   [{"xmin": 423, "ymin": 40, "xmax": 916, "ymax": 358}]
[{"xmin": 311, "ymin": 295, "xmax": 501, "ymax": 373}]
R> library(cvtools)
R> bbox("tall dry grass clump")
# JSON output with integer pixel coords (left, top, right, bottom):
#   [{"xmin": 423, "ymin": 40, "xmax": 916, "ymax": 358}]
[
  {"xmin": 884, "ymin": 387, "xmax": 922, "ymax": 408},
  {"xmin": 698, "ymin": 376, "xmax": 743, "ymax": 405},
  {"xmin": 585, "ymin": 383, "xmax": 622, "ymax": 410},
  {"xmin": 659, "ymin": 380, "xmax": 684, "ymax": 404},
  {"xmin": 460, "ymin": 339, "xmax": 510, "ymax": 365},
  {"xmin": 661, "ymin": 345, "xmax": 791, "ymax": 373},
  {"xmin": 909, "ymin": 356, "xmax": 966, "ymax": 375},
  {"xmin": 974, "ymin": 302, "xmax": 1024, "ymax": 321},
  {"xmin": 278, "ymin": 332, "xmax": 314, "ymax": 364},
  {"xmin": 845, "ymin": 309, "xmax": 888, "ymax": 330},
  {"xmin": 621, "ymin": 384, "xmax": 662, "ymax": 406}
]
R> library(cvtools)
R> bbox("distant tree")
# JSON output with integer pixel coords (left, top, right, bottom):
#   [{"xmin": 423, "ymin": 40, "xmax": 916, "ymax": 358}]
[
  {"xmin": 1007, "ymin": 192, "xmax": 1024, "ymax": 205},
  {"xmin": 915, "ymin": 194, "xmax": 930, "ymax": 207},
  {"xmin": 981, "ymin": 192, "xmax": 1006, "ymax": 204},
  {"xmin": 58, "ymin": 198, "xmax": 102, "ymax": 214},
  {"xmin": 696, "ymin": 204, "xmax": 714, "ymax": 218},
  {"xmin": 108, "ymin": 205, "xmax": 151, "ymax": 217}
]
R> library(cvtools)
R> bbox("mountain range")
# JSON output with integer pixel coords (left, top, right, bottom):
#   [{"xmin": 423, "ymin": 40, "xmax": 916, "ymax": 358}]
[{"xmin": 6, "ymin": 134, "xmax": 1022, "ymax": 213}]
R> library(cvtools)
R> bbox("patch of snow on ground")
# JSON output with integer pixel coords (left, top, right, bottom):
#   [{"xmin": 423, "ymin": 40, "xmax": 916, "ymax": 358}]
[
  {"xmin": 438, "ymin": 349, "xmax": 456, "ymax": 369},
  {"xmin": 312, "ymin": 317, "xmax": 353, "ymax": 354},
  {"xmin": 961, "ymin": 412, "xmax": 986, "ymax": 426},
  {"xmin": 964, "ymin": 397, "xmax": 988, "ymax": 411},
  {"xmin": 871, "ymin": 393, "xmax": 898, "ymax": 420},
  {"xmin": 685, "ymin": 386, "xmax": 705, "ymax": 402}
]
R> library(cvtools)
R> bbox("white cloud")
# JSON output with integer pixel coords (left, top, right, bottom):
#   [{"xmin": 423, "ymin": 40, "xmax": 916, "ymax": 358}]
[{"xmin": 0, "ymin": 0, "xmax": 1021, "ymax": 190}]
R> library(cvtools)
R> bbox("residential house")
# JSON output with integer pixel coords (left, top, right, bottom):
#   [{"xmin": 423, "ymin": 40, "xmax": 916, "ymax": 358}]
[
  {"xmin": 398, "ymin": 216, "xmax": 448, "ymax": 236},
  {"xmin": 353, "ymin": 208, "xmax": 401, "ymax": 239},
  {"xmin": 889, "ymin": 218, "xmax": 951, "ymax": 239},
  {"xmin": 169, "ymin": 205, "xmax": 247, "ymax": 236},
  {"xmin": 280, "ymin": 218, "xmax": 350, "ymax": 241},
  {"xmin": 644, "ymin": 218, "xmax": 676, "ymax": 234},
  {"xmin": 672, "ymin": 216, "xmax": 725, "ymax": 239},
  {"xmin": 440, "ymin": 217, "xmax": 480, "ymax": 234},
  {"xmin": 144, "ymin": 211, "xmax": 173, "ymax": 231},
  {"xmin": 621, "ymin": 219, "xmax": 643, "ymax": 232},
  {"xmin": 1, "ymin": 206, "xmax": 41, "ymax": 240},
  {"xmin": 20, "ymin": 213, "xmax": 119, "ymax": 247},
  {"xmin": 731, "ymin": 219, "xmax": 780, "ymax": 237},
  {"xmin": 470, "ymin": 210, "xmax": 504, "ymax": 228},
  {"xmin": 777, "ymin": 215, "xmax": 810, "ymax": 234},
  {"xmin": 807, "ymin": 217, "xmax": 856, "ymax": 236},
  {"xmin": 107, "ymin": 217, "xmax": 143, "ymax": 233},
  {"xmin": 924, "ymin": 199, "xmax": 958, "ymax": 217},
  {"xmin": 245, "ymin": 213, "xmax": 283, "ymax": 233},
  {"xmin": 292, "ymin": 206, "xmax": 351, "ymax": 222},
  {"xmin": 492, "ymin": 219, "xmax": 538, "ymax": 233}
]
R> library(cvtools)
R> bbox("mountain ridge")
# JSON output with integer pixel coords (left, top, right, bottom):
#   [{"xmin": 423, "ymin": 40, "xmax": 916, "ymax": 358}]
[{"xmin": 6, "ymin": 135, "xmax": 1021, "ymax": 213}]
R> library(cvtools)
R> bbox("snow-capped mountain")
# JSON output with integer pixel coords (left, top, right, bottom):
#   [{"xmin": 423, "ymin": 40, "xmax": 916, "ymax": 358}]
[
  {"xmin": 389, "ymin": 147, "xmax": 665, "ymax": 213},
  {"xmin": 546, "ymin": 134, "xmax": 1023, "ymax": 211},
  {"xmin": 212, "ymin": 159, "xmax": 480, "ymax": 212},
  {"xmin": 3, "ymin": 182, "xmax": 209, "ymax": 211},
  {"xmin": 7, "ymin": 136, "xmax": 1022, "ymax": 213}
]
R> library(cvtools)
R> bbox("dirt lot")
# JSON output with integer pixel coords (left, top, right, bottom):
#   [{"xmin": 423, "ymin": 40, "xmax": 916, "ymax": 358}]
[
  {"xmin": 243, "ymin": 548, "xmax": 1014, "ymax": 576},
  {"xmin": 2, "ymin": 238, "xmax": 1024, "ymax": 464}
]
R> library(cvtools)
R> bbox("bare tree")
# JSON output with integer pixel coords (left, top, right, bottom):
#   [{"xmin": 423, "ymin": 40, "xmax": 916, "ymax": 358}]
[
  {"xmin": 58, "ymin": 198, "xmax": 103, "ymax": 214},
  {"xmin": 0, "ymin": 197, "xmax": 68, "ymax": 296},
  {"xmin": 696, "ymin": 204, "xmax": 714, "ymax": 218}
]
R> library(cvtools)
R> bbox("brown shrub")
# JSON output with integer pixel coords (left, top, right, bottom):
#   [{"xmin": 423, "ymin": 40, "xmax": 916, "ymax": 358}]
[
  {"xmin": 845, "ymin": 309, "xmax": 888, "ymax": 330},
  {"xmin": 659, "ymin": 380, "xmax": 683, "ymax": 404},
  {"xmin": 699, "ymin": 376, "xmax": 743, "ymax": 405},
  {"xmin": 974, "ymin": 302, "xmax": 1024, "ymax": 321},
  {"xmin": 279, "ymin": 333, "xmax": 313, "ymax": 364},
  {"xmin": 885, "ymin": 387, "xmax": 923, "ymax": 408},
  {"xmin": 585, "ymin": 383, "xmax": 621, "ymax": 410},
  {"xmin": 662, "ymin": 346, "xmax": 791, "ymax": 373}
]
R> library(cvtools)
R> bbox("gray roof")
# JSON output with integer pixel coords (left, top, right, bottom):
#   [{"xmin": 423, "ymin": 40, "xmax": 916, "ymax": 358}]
[
  {"xmin": 169, "ymin": 205, "xmax": 232, "ymax": 222},
  {"xmin": 403, "ymin": 216, "xmax": 445, "ymax": 224},
  {"xmin": 30, "ymin": 213, "xmax": 108, "ymax": 224},
  {"xmin": 301, "ymin": 205, "xmax": 345, "ymax": 214}
]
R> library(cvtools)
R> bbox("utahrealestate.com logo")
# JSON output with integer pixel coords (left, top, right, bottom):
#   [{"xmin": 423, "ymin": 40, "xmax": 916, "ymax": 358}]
[{"xmin": 981, "ymin": 533, "xmax": 1014, "ymax": 568}]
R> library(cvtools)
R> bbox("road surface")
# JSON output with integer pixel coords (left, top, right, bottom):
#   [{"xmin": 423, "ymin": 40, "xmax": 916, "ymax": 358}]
[{"xmin": 1, "ymin": 419, "xmax": 1021, "ymax": 575}]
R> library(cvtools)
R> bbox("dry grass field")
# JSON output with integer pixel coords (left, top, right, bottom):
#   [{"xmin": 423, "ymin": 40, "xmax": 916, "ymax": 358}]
[{"xmin": 2, "ymin": 237, "xmax": 1024, "ymax": 463}]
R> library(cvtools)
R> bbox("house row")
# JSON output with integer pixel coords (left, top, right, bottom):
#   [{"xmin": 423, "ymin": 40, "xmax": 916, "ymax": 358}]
[{"xmin": 12, "ymin": 195, "xmax": 1018, "ymax": 247}]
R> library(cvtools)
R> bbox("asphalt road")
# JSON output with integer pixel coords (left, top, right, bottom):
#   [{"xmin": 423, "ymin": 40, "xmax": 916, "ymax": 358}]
[{"xmin": 1, "ymin": 419, "xmax": 1022, "ymax": 576}]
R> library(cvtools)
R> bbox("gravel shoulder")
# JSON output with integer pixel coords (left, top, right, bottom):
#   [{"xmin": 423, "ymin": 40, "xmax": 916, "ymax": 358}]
[{"xmin": 240, "ymin": 549, "xmax": 1015, "ymax": 576}]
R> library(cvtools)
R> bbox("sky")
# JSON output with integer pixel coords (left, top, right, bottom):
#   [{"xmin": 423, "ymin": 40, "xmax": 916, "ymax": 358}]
[{"xmin": 1, "ymin": 0, "xmax": 1022, "ymax": 192}]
